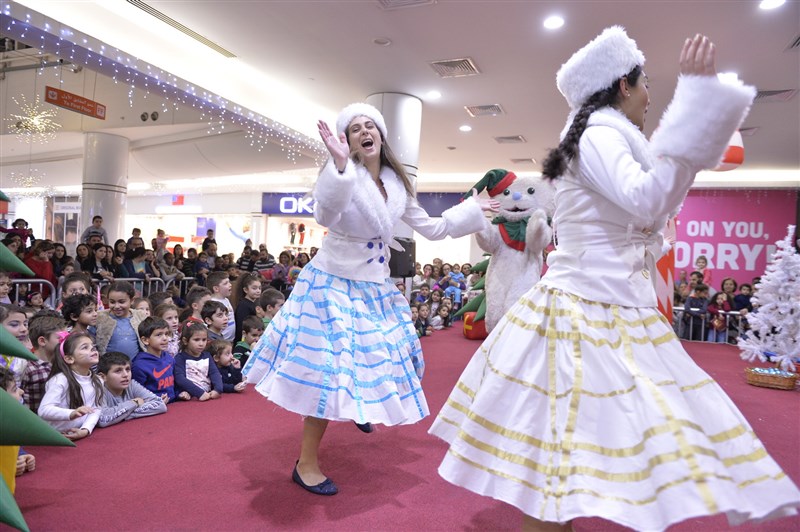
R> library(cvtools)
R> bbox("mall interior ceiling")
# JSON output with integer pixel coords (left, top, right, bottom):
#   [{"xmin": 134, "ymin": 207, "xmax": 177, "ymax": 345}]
[{"xmin": 0, "ymin": 0, "xmax": 798, "ymax": 197}]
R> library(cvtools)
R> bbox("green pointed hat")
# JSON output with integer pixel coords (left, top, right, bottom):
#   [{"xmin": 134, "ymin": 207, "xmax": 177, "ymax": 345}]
[
  {"xmin": 464, "ymin": 169, "xmax": 518, "ymax": 200},
  {"xmin": 0, "ymin": 244, "xmax": 34, "ymax": 277}
]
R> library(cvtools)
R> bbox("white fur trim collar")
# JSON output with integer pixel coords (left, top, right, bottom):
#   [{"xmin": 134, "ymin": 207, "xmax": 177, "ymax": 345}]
[
  {"xmin": 349, "ymin": 164, "xmax": 407, "ymax": 240},
  {"xmin": 561, "ymin": 107, "xmax": 653, "ymax": 171},
  {"xmin": 587, "ymin": 107, "xmax": 653, "ymax": 170}
]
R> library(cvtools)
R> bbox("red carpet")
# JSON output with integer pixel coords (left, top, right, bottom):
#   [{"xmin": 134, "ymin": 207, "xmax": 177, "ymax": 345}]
[{"xmin": 10, "ymin": 329, "xmax": 799, "ymax": 531}]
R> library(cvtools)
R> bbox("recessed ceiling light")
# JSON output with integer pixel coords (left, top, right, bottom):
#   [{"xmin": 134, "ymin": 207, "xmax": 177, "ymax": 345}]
[
  {"xmin": 759, "ymin": 0, "xmax": 786, "ymax": 9},
  {"xmin": 459, "ymin": 125, "xmax": 472, "ymax": 132},
  {"xmin": 543, "ymin": 15, "xmax": 564, "ymax": 30},
  {"xmin": 373, "ymin": 37, "xmax": 392, "ymax": 46},
  {"xmin": 426, "ymin": 90, "xmax": 442, "ymax": 100}
]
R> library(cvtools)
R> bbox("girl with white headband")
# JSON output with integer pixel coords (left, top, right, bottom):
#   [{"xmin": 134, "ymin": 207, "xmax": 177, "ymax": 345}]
[
  {"xmin": 243, "ymin": 102, "xmax": 498, "ymax": 495},
  {"xmin": 431, "ymin": 28, "xmax": 799, "ymax": 531}
]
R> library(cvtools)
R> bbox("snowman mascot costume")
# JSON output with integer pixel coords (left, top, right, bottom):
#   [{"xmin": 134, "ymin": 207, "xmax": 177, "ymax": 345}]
[{"xmin": 471, "ymin": 169, "xmax": 553, "ymax": 332}]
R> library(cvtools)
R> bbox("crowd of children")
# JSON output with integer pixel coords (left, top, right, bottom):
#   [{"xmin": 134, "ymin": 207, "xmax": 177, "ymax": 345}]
[
  {"xmin": 673, "ymin": 256, "xmax": 757, "ymax": 344},
  {"xmin": 0, "ymin": 241, "xmax": 292, "ymax": 480},
  {"xmin": 2, "ymin": 224, "xmax": 475, "ymax": 463},
  {"xmin": 0, "ymin": 223, "xmax": 313, "ymax": 312},
  {"xmin": 402, "ymin": 258, "xmax": 479, "ymax": 339}
]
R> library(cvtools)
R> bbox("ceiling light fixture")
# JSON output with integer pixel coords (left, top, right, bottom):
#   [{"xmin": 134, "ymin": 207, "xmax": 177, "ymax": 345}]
[
  {"xmin": 6, "ymin": 94, "xmax": 61, "ymax": 144},
  {"xmin": 459, "ymin": 125, "xmax": 472, "ymax": 132},
  {"xmin": 373, "ymin": 37, "xmax": 392, "ymax": 46},
  {"xmin": 543, "ymin": 15, "xmax": 565, "ymax": 30},
  {"xmin": 426, "ymin": 90, "xmax": 442, "ymax": 100},
  {"xmin": 759, "ymin": 0, "xmax": 786, "ymax": 10}
]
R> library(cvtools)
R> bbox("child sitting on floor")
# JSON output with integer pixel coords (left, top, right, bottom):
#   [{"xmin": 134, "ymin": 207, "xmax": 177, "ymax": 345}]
[
  {"xmin": 174, "ymin": 322, "xmax": 222, "ymax": 401},
  {"xmin": 132, "ymin": 317, "xmax": 179, "ymax": 403},
  {"xmin": 255, "ymin": 288, "xmax": 284, "ymax": 329},
  {"xmin": 97, "ymin": 352, "xmax": 167, "ymax": 427},
  {"xmin": 38, "ymin": 332, "xmax": 103, "ymax": 441},
  {"xmin": 202, "ymin": 300, "xmax": 228, "ymax": 342},
  {"xmin": 429, "ymin": 304, "xmax": 452, "ymax": 331},
  {"xmin": 21, "ymin": 315, "xmax": 65, "ymax": 413},
  {"xmin": 179, "ymin": 286, "xmax": 212, "ymax": 326},
  {"xmin": 61, "ymin": 293, "xmax": 97, "ymax": 336},
  {"xmin": 233, "ymin": 316, "xmax": 263, "ymax": 366},
  {"xmin": 209, "ymin": 339, "xmax": 246, "ymax": 393},
  {"xmin": 153, "ymin": 303, "xmax": 181, "ymax": 357}
]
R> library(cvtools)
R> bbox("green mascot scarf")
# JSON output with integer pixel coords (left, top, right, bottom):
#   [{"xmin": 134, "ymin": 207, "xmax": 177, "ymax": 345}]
[{"xmin": 492, "ymin": 215, "xmax": 527, "ymax": 251}]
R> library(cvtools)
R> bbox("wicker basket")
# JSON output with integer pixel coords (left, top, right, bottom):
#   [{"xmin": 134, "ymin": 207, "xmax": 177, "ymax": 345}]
[{"xmin": 745, "ymin": 367, "xmax": 798, "ymax": 390}]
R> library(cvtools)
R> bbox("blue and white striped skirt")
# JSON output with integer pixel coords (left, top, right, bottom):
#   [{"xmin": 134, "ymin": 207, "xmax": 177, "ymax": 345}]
[{"xmin": 242, "ymin": 263, "xmax": 428, "ymax": 425}]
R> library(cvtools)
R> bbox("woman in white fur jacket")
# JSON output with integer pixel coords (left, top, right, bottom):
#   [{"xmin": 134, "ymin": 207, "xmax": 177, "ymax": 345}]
[
  {"xmin": 243, "ymin": 103, "xmax": 498, "ymax": 496},
  {"xmin": 431, "ymin": 29, "xmax": 799, "ymax": 531}
]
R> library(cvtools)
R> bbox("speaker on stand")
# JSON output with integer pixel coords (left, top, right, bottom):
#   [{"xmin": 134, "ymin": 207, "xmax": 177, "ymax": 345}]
[{"xmin": 389, "ymin": 237, "xmax": 416, "ymax": 301}]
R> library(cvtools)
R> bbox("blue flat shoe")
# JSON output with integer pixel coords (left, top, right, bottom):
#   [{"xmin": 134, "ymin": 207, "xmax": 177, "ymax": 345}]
[
  {"xmin": 354, "ymin": 421, "xmax": 374, "ymax": 433},
  {"xmin": 292, "ymin": 462, "xmax": 338, "ymax": 496}
]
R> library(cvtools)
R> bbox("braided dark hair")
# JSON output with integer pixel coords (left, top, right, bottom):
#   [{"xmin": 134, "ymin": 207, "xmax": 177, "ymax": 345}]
[{"xmin": 542, "ymin": 66, "xmax": 643, "ymax": 181}]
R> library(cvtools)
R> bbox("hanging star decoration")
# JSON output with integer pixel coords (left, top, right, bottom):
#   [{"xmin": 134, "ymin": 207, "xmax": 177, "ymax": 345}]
[
  {"xmin": 5, "ymin": 94, "xmax": 61, "ymax": 143},
  {"xmin": 8, "ymin": 168, "xmax": 53, "ymax": 199}
]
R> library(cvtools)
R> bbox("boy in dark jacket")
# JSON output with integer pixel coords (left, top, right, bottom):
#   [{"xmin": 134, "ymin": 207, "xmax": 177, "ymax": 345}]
[{"xmin": 682, "ymin": 284, "xmax": 709, "ymax": 341}]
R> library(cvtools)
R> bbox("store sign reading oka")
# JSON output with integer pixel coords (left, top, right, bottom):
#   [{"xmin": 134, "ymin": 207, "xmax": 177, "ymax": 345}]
[
  {"xmin": 262, "ymin": 193, "xmax": 317, "ymax": 215},
  {"xmin": 45, "ymin": 86, "xmax": 106, "ymax": 120},
  {"xmin": 261, "ymin": 192, "xmax": 464, "ymax": 217}
]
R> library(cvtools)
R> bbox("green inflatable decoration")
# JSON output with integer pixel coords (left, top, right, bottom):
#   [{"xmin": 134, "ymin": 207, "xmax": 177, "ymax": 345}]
[
  {"xmin": 0, "ymin": 392, "xmax": 75, "ymax": 447},
  {"xmin": 0, "ymin": 328, "xmax": 36, "ymax": 362},
  {"xmin": 0, "ymin": 219, "xmax": 75, "ymax": 532},
  {"xmin": 455, "ymin": 256, "xmax": 490, "ymax": 321},
  {"xmin": 0, "ymin": 244, "xmax": 34, "ymax": 277},
  {"xmin": 0, "ymin": 478, "xmax": 29, "ymax": 532}
]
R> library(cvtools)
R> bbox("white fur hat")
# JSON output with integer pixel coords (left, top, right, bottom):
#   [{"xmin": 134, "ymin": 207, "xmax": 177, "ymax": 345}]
[
  {"xmin": 556, "ymin": 26, "xmax": 645, "ymax": 110},
  {"xmin": 336, "ymin": 103, "xmax": 388, "ymax": 139}
]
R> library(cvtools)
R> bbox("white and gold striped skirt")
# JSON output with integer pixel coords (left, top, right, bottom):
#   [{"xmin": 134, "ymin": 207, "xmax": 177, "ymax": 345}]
[{"xmin": 429, "ymin": 285, "xmax": 799, "ymax": 531}]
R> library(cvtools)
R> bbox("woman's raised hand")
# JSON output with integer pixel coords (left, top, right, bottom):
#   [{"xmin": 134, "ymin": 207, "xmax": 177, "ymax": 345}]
[
  {"xmin": 471, "ymin": 188, "xmax": 500, "ymax": 213},
  {"xmin": 317, "ymin": 120, "xmax": 350, "ymax": 172},
  {"xmin": 680, "ymin": 34, "xmax": 716, "ymax": 77}
]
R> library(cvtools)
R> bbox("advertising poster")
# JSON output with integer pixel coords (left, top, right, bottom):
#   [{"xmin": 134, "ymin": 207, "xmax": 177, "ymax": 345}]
[{"xmin": 674, "ymin": 189, "xmax": 797, "ymax": 286}]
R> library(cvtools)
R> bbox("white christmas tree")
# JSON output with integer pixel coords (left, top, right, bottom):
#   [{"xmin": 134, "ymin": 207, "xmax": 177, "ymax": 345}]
[{"xmin": 739, "ymin": 224, "xmax": 799, "ymax": 372}]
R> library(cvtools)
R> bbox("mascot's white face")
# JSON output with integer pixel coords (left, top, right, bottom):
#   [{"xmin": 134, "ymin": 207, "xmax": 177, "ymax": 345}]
[{"xmin": 495, "ymin": 175, "xmax": 547, "ymax": 222}]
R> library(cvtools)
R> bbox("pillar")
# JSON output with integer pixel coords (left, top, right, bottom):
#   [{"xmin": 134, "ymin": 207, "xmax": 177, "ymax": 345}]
[
  {"xmin": 365, "ymin": 93, "xmax": 422, "ymax": 239},
  {"xmin": 81, "ymin": 132, "xmax": 129, "ymax": 244}
]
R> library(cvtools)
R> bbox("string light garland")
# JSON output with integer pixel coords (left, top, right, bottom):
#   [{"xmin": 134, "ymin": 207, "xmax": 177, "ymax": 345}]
[
  {"xmin": 0, "ymin": 6, "xmax": 327, "ymax": 166},
  {"xmin": 8, "ymin": 167, "xmax": 55, "ymax": 199}
]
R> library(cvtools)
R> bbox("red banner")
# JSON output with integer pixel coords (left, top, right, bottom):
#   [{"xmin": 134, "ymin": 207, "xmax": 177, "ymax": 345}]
[{"xmin": 45, "ymin": 86, "xmax": 106, "ymax": 120}]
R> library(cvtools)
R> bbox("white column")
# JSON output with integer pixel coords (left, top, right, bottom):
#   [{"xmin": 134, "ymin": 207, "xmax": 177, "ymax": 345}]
[
  {"xmin": 365, "ymin": 93, "xmax": 422, "ymax": 239},
  {"xmin": 81, "ymin": 132, "xmax": 129, "ymax": 244}
]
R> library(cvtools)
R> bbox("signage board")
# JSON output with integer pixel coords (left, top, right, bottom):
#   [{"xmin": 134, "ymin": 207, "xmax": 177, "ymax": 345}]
[{"xmin": 45, "ymin": 85, "xmax": 106, "ymax": 120}]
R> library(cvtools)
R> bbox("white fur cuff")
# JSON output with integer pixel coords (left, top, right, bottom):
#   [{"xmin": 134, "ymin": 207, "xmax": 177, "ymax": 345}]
[
  {"xmin": 313, "ymin": 159, "xmax": 356, "ymax": 213},
  {"xmin": 441, "ymin": 197, "xmax": 486, "ymax": 238},
  {"xmin": 650, "ymin": 75, "xmax": 756, "ymax": 170}
]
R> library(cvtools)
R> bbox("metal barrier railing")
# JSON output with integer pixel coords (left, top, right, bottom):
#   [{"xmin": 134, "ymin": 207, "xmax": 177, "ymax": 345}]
[
  {"xmin": 10, "ymin": 278, "xmax": 58, "ymax": 309},
  {"xmin": 6, "ymin": 275, "xmax": 205, "ymax": 311},
  {"xmin": 92, "ymin": 277, "xmax": 166, "ymax": 298},
  {"xmin": 172, "ymin": 277, "xmax": 197, "ymax": 297},
  {"xmin": 672, "ymin": 307, "xmax": 745, "ymax": 343}
]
